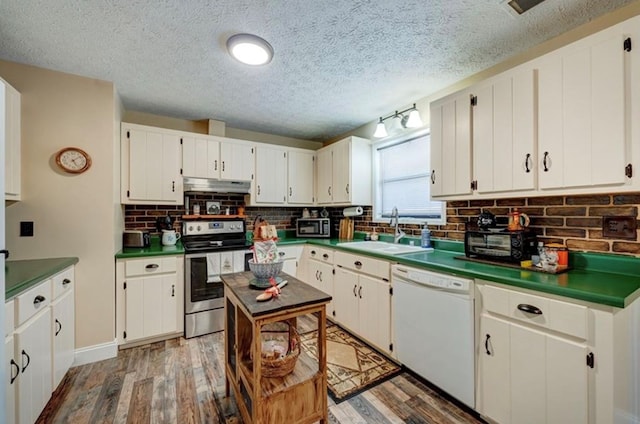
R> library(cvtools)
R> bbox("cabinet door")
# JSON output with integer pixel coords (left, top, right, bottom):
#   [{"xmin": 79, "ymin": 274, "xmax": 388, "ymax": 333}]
[
  {"xmin": 510, "ymin": 322, "xmax": 547, "ymax": 424},
  {"xmin": 125, "ymin": 275, "xmax": 178, "ymax": 342},
  {"xmin": 254, "ymin": 145, "xmax": 287, "ymax": 204},
  {"xmin": 316, "ymin": 148, "xmax": 333, "ymax": 204},
  {"xmin": 430, "ymin": 92, "xmax": 472, "ymax": 197},
  {"xmin": 473, "ymin": 69, "xmax": 535, "ymax": 194},
  {"xmin": 51, "ymin": 290, "xmax": 75, "ymax": 390},
  {"xmin": 332, "ymin": 267, "xmax": 359, "ymax": 332},
  {"xmin": 538, "ymin": 31, "xmax": 627, "ymax": 190},
  {"xmin": 358, "ymin": 275, "xmax": 390, "ymax": 353},
  {"xmin": 4, "ymin": 81, "xmax": 21, "ymax": 200},
  {"xmin": 281, "ymin": 259, "xmax": 297, "ymax": 278},
  {"xmin": 479, "ymin": 314, "xmax": 511, "ymax": 424},
  {"xmin": 5, "ymin": 335, "xmax": 16, "ymax": 424},
  {"xmin": 127, "ymin": 128, "xmax": 182, "ymax": 203},
  {"xmin": 332, "ymin": 141, "xmax": 351, "ymax": 203},
  {"xmin": 545, "ymin": 334, "xmax": 588, "ymax": 424},
  {"xmin": 314, "ymin": 261, "xmax": 334, "ymax": 317},
  {"xmin": 288, "ymin": 150, "xmax": 315, "ymax": 204},
  {"xmin": 182, "ymin": 136, "xmax": 220, "ymax": 179},
  {"xmin": 14, "ymin": 309, "xmax": 52, "ymax": 424},
  {"xmin": 220, "ymin": 141, "xmax": 254, "ymax": 181}
]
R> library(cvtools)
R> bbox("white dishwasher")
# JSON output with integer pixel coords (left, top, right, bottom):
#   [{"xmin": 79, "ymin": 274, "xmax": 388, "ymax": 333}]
[{"xmin": 392, "ymin": 264, "xmax": 475, "ymax": 409}]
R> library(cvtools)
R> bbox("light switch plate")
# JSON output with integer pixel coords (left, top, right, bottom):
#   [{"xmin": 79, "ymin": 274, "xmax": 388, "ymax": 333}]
[{"xmin": 602, "ymin": 216, "xmax": 637, "ymax": 240}]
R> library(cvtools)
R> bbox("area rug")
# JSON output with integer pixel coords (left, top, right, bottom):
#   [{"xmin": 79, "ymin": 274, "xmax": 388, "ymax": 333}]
[{"xmin": 299, "ymin": 324, "xmax": 402, "ymax": 403}]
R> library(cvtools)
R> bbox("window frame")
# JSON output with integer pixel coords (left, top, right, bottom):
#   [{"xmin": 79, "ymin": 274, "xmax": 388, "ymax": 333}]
[{"xmin": 371, "ymin": 128, "xmax": 446, "ymax": 226}]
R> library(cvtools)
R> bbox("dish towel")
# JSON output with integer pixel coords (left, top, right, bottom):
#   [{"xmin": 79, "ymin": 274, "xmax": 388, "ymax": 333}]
[{"xmin": 206, "ymin": 253, "xmax": 220, "ymax": 283}]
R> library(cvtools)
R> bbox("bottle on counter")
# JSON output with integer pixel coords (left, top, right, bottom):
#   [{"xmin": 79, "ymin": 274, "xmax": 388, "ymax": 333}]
[{"xmin": 421, "ymin": 225, "xmax": 431, "ymax": 248}]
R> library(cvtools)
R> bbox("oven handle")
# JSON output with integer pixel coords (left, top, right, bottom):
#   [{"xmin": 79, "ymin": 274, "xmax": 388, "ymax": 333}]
[{"xmin": 185, "ymin": 249, "xmax": 253, "ymax": 259}]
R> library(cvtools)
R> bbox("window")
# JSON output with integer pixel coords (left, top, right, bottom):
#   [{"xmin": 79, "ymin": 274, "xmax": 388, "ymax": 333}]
[{"xmin": 373, "ymin": 130, "xmax": 446, "ymax": 225}]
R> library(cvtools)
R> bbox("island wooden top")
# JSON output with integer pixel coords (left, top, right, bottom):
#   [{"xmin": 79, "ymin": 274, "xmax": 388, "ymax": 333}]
[{"xmin": 221, "ymin": 271, "xmax": 331, "ymax": 317}]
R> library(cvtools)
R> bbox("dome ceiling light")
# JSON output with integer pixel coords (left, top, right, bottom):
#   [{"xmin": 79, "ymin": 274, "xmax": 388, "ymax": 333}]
[{"xmin": 226, "ymin": 33, "xmax": 274, "ymax": 66}]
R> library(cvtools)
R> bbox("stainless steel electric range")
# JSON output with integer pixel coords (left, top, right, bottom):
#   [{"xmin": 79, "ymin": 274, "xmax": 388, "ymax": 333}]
[{"xmin": 182, "ymin": 217, "xmax": 252, "ymax": 338}]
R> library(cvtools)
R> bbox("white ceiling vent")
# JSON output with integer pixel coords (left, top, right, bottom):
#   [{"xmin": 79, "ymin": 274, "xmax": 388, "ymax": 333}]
[{"xmin": 506, "ymin": 0, "xmax": 546, "ymax": 15}]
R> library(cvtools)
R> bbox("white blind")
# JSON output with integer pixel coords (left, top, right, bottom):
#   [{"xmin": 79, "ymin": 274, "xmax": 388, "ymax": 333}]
[{"xmin": 377, "ymin": 134, "xmax": 443, "ymax": 219}]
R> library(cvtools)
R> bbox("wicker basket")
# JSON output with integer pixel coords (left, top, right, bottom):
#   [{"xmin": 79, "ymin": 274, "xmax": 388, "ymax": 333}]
[{"xmin": 259, "ymin": 321, "xmax": 300, "ymax": 378}]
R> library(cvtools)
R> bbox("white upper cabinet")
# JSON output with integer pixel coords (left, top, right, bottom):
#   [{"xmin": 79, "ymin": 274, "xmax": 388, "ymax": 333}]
[
  {"xmin": 253, "ymin": 144, "xmax": 287, "ymax": 204},
  {"xmin": 121, "ymin": 123, "xmax": 183, "ymax": 205},
  {"xmin": 316, "ymin": 136, "xmax": 372, "ymax": 206},
  {"xmin": 287, "ymin": 149, "xmax": 315, "ymax": 205},
  {"xmin": 2, "ymin": 78, "xmax": 21, "ymax": 201},
  {"xmin": 430, "ymin": 90, "xmax": 473, "ymax": 198},
  {"xmin": 182, "ymin": 135, "xmax": 220, "ymax": 179},
  {"xmin": 473, "ymin": 67, "xmax": 536, "ymax": 194},
  {"xmin": 219, "ymin": 139, "xmax": 255, "ymax": 181},
  {"xmin": 249, "ymin": 145, "xmax": 316, "ymax": 206},
  {"xmin": 537, "ymin": 23, "xmax": 629, "ymax": 190}
]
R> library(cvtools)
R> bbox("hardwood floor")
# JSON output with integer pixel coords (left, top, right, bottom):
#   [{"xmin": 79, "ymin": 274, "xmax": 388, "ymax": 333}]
[{"xmin": 37, "ymin": 323, "xmax": 484, "ymax": 424}]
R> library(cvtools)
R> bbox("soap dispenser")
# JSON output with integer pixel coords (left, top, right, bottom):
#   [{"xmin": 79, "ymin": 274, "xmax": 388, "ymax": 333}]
[{"xmin": 421, "ymin": 224, "xmax": 431, "ymax": 248}]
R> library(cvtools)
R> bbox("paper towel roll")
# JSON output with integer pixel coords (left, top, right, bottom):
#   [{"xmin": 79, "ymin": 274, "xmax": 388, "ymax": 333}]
[{"xmin": 343, "ymin": 206, "xmax": 363, "ymax": 217}]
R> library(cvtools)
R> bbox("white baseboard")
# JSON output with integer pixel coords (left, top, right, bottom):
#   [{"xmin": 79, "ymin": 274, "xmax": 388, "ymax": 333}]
[{"xmin": 73, "ymin": 339, "xmax": 118, "ymax": 366}]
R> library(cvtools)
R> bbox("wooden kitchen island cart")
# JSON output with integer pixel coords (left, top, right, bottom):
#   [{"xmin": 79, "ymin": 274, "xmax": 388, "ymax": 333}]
[{"xmin": 222, "ymin": 272, "xmax": 331, "ymax": 424}]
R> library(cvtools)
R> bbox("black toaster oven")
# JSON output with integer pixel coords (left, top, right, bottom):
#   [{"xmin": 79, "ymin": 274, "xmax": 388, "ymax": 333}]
[{"xmin": 464, "ymin": 229, "xmax": 537, "ymax": 263}]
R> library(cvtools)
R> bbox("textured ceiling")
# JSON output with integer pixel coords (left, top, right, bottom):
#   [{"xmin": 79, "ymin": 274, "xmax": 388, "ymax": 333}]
[{"xmin": 0, "ymin": 0, "xmax": 635, "ymax": 141}]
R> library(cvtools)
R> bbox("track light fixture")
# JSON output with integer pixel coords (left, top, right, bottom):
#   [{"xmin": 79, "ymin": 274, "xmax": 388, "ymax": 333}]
[{"xmin": 373, "ymin": 103, "xmax": 423, "ymax": 138}]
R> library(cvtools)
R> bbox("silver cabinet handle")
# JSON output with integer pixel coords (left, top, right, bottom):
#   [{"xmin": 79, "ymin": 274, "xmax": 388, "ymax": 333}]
[{"xmin": 214, "ymin": 160, "xmax": 218, "ymax": 170}]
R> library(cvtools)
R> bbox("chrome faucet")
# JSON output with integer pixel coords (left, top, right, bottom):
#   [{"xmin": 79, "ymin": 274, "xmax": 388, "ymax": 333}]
[{"xmin": 390, "ymin": 206, "xmax": 405, "ymax": 244}]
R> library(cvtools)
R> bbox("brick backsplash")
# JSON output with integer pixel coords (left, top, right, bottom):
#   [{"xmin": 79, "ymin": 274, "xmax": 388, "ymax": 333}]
[
  {"xmin": 124, "ymin": 194, "xmax": 307, "ymax": 233},
  {"xmin": 123, "ymin": 192, "xmax": 640, "ymax": 256},
  {"xmin": 351, "ymin": 193, "xmax": 640, "ymax": 256}
]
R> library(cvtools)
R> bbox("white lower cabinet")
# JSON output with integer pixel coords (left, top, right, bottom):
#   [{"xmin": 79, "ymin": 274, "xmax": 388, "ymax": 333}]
[
  {"xmin": 14, "ymin": 308, "xmax": 52, "ymax": 424},
  {"xmin": 51, "ymin": 290, "xmax": 75, "ymax": 390},
  {"xmin": 475, "ymin": 281, "xmax": 628, "ymax": 424},
  {"xmin": 117, "ymin": 256, "xmax": 184, "ymax": 345},
  {"xmin": 299, "ymin": 246, "xmax": 335, "ymax": 317},
  {"xmin": 333, "ymin": 252, "xmax": 392, "ymax": 355},
  {"xmin": 479, "ymin": 313, "xmax": 588, "ymax": 424}
]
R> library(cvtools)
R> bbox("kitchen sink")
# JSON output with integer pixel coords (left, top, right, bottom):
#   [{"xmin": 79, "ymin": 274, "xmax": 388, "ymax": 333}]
[{"xmin": 336, "ymin": 241, "xmax": 433, "ymax": 255}]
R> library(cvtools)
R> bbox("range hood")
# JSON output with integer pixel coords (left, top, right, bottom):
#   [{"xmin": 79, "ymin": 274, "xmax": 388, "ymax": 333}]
[{"xmin": 183, "ymin": 177, "xmax": 251, "ymax": 194}]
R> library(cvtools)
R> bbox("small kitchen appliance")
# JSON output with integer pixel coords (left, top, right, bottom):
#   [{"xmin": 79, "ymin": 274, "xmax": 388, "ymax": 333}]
[
  {"xmin": 464, "ymin": 229, "xmax": 537, "ymax": 263},
  {"xmin": 123, "ymin": 230, "xmax": 150, "ymax": 248},
  {"xmin": 296, "ymin": 217, "xmax": 331, "ymax": 238},
  {"xmin": 182, "ymin": 217, "xmax": 252, "ymax": 338}
]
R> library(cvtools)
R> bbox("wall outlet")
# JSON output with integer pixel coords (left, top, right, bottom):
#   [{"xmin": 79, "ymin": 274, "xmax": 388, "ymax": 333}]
[{"xmin": 602, "ymin": 216, "xmax": 637, "ymax": 240}]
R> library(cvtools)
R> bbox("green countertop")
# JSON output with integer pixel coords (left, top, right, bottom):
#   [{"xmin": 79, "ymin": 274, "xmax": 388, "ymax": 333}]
[
  {"xmin": 278, "ymin": 234, "xmax": 640, "ymax": 308},
  {"xmin": 111, "ymin": 229, "xmax": 640, "ymax": 308},
  {"xmin": 5, "ymin": 257, "xmax": 79, "ymax": 301},
  {"xmin": 115, "ymin": 237, "xmax": 184, "ymax": 259}
]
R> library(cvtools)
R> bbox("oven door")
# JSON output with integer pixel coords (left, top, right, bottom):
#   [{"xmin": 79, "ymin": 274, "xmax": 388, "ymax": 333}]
[{"xmin": 185, "ymin": 249, "xmax": 252, "ymax": 313}]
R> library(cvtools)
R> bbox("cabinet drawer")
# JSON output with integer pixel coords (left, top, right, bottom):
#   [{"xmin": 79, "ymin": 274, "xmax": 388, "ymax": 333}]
[
  {"xmin": 125, "ymin": 257, "xmax": 177, "ymax": 277},
  {"xmin": 306, "ymin": 246, "xmax": 334, "ymax": 264},
  {"xmin": 5, "ymin": 299, "xmax": 14, "ymax": 336},
  {"xmin": 16, "ymin": 279, "xmax": 52, "ymax": 326},
  {"xmin": 482, "ymin": 284, "xmax": 587, "ymax": 339},
  {"xmin": 277, "ymin": 245, "xmax": 303, "ymax": 261},
  {"xmin": 335, "ymin": 251, "xmax": 390, "ymax": 280},
  {"xmin": 52, "ymin": 267, "xmax": 74, "ymax": 299}
]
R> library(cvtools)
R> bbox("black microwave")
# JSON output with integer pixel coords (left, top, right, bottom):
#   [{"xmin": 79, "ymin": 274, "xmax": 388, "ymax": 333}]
[
  {"xmin": 464, "ymin": 229, "xmax": 537, "ymax": 263},
  {"xmin": 296, "ymin": 218, "xmax": 331, "ymax": 238}
]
